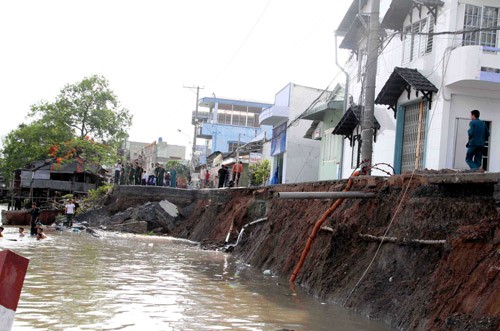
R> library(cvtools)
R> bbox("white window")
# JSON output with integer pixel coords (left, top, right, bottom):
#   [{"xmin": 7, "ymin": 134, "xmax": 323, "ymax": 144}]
[
  {"xmin": 463, "ymin": 4, "xmax": 499, "ymax": 48},
  {"xmin": 403, "ymin": 16, "xmax": 435, "ymax": 63}
]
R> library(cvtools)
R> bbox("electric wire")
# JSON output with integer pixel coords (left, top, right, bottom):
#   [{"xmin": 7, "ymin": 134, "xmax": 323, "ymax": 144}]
[
  {"xmin": 343, "ymin": 168, "xmax": 416, "ymax": 305},
  {"xmin": 212, "ymin": 0, "xmax": 273, "ymax": 84}
]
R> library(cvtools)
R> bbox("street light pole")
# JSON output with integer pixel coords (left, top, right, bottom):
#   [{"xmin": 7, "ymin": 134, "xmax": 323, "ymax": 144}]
[
  {"xmin": 192, "ymin": 86, "xmax": 200, "ymax": 159},
  {"xmin": 236, "ymin": 133, "xmax": 240, "ymax": 163},
  {"xmin": 183, "ymin": 85, "xmax": 204, "ymax": 169}
]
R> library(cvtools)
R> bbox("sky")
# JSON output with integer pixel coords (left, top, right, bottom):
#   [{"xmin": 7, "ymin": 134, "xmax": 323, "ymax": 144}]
[{"xmin": 0, "ymin": 0, "xmax": 351, "ymax": 158}]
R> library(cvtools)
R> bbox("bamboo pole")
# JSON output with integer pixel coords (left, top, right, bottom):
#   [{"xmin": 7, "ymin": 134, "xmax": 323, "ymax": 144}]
[
  {"xmin": 414, "ymin": 101, "xmax": 424, "ymax": 170},
  {"xmin": 358, "ymin": 233, "xmax": 445, "ymax": 245}
]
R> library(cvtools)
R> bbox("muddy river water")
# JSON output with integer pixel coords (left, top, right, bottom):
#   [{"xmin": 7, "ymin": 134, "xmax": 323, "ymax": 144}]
[{"xmin": 0, "ymin": 222, "xmax": 393, "ymax": 331}]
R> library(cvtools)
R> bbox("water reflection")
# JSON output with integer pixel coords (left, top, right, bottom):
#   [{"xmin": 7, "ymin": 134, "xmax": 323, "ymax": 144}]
[{"xmin": 0, "ymin": 225, "xmax": 393, "ymax": 331}]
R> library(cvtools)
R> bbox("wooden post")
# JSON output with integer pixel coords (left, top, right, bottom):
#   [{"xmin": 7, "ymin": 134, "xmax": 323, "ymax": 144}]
[{"xmin": 0, "ymin": 250, "xmax": 30, "ymax": 331}]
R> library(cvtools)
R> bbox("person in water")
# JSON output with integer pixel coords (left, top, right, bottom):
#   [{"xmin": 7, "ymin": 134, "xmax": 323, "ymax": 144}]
[
  {"xmin": 30, "ymin": 202, "xmax": 41, "ymax": 236},
  {"xmin": 19, "ymin": 227, "xmax": 25, "ymax": 237},
  {"xmin": 0, "ymin": 226, "xmax": 4, "ymax": 238},
  {"xmin": 36, "ymin": 227, "xmax": 47, "ymax": 240}
]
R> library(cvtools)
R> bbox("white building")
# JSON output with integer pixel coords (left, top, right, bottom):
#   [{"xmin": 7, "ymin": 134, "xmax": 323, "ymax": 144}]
[
  {"xmin": 259, "ymin": 83, "xmax": 326, "ymax": 184},
  {"xmin": 335, "ymin": 0, "xmax": 500, "ymax": 176},
  {"xmin": 123, "ymin": 138, "xmax": 186, "ymax": 168}
]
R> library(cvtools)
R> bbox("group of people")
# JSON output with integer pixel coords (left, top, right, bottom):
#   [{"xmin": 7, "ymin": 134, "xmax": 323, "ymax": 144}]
[
  {"xmin": 0, "ymin": 202, "xmax": 47, "ymax": 240},
  {"xmin": 25, "ymin": 198, "xmax": 77, "ymax": 240},
  {"xmin": 200, "ymin": 161, "xmax": 243, "ymax": 189},
  {"xmin": 113, "ymin": 160, "xmax": 180, "ymax": 188},
  {"xmin": 0, "ymin": 225, "xmax": 45, "ymax": 240}
]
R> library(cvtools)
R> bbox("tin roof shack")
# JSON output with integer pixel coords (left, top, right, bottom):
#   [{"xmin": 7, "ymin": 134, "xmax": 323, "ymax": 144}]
[{"xmin": 17, "ymin": 158, "xmax": 103, "ymax": 201}]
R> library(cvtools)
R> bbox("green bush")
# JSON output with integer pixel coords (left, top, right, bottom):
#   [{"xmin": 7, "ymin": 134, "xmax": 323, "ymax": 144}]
[
  {"xmin": 86, "ymin": 184, "xmax": 112, "ymax": 203},
  {"xmin": 249, "ymin": 159, "xmax": 270, "ymax": 186}
]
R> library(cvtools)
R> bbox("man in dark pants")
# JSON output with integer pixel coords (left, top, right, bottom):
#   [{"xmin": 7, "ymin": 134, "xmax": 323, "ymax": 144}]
[
  {"xmin": 466, "ymin": 109, "xmax": 489, "ymax": 170},
  {"xmin": 218, "ymin": 165, "xmax": 227, "ymax": 188},
  {"xmin": 30, "ymin": 202, "xmax": 40, "ymax": 236}
]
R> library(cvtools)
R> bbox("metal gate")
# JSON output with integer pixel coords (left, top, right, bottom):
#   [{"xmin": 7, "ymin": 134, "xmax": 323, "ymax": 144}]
[{"xmin": 401, "ymin": 101, "xmax": 428, "ymax": 172}]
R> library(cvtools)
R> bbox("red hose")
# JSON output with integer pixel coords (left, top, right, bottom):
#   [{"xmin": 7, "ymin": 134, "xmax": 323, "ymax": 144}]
[{"xmin": 290, "ymin": 171, "xmax": 360, "ymax": 283}]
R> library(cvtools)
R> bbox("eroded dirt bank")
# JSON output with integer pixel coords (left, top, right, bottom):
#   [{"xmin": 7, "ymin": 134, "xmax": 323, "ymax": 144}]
[{"xmin": 84, "ymin": 173, "xmax": 500, "ymax": 331}]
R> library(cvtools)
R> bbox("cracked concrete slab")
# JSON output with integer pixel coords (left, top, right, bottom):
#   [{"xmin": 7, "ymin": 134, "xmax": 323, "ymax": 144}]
[{"xmin": 159, "ymin": 199, "xmax": 179, "ymax": 218}]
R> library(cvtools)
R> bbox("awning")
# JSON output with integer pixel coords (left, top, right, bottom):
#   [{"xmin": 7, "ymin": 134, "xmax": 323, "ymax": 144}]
[
  {"xmin": 381, "ymin": 0, "xmax": 444, "ymax": 31},
  {"xmin": 301, "ymin": 100, "xmax": 344, "ymax": 121},
  {"xmin": 375, "ymin": 67, "xmax": 438, "ymax": 117},
  {"xmin": 336, "ymin": 0, "xmax": 369, "ymax": 35},
  {"xmin": 339, "ymin": 15, "xmax": 370, "ymax": 50},
  {"xmin": 332, "ymin": 105, "xmax": 380, "ymax": 143}
]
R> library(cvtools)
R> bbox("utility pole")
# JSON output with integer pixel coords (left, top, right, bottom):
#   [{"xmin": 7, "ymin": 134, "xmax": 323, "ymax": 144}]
[
  {"xmin": 360, "ymin": 0, "xmax": 380, "ymax": 174},
  {"xmin": 236, "ymin": 133, "xmax": 240, "ymax": 163},
  {"xmin": 183, "ymin": 85, "xmax": 204, "ymax": 167}
]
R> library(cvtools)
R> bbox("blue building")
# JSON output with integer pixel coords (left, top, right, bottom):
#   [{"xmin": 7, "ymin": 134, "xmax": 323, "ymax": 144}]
[{"xmin": 194, "ymin": 97, "xmax": 272, "ymax": 159}]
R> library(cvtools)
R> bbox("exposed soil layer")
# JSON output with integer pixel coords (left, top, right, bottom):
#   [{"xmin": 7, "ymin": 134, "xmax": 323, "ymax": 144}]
[{"xmin": 87, "ymin": 173, "xmax": 500, "ymax": 331}]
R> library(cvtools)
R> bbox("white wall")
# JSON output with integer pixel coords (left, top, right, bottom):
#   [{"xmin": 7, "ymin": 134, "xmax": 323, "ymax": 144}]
[
  {"xmin": 448, "ymin": 94, "xmax": 499, "ymax": 172},
  {"xmin": 339, "ymin": 0, "xmax": 500, "ymax": 177},
  {"xmin": 283, "ymin": 84, "xmax": 322, "ymax": 183}
]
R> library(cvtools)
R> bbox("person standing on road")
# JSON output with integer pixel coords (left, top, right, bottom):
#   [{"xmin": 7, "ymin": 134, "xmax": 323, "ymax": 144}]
[
  {"xmin": 114, "ymin": 160, "xmax": 122, "ymax": 184},
  {"xmin": 466, "ymin": 109, "xmax": 489, "ymax": 170},
  {"xmin": 204, "ymin": 168, "xmax": 210, "ymax": 188},
  {"xmin": 199, "ymin": 165, "xmax": 206, "ymax": 188},
  {"xmin": 165, "ymin": 171, "xmax": 171, "ymax": 187},
  {"xmin": 231, "ymin": 161, "xmax": 243, "ymax": 186},
  {"xmin": 218, "ymin": 165, "xmax": 228, "ymax": 188},
  {"xmin": 135, "ymin": 162, "xmax": 143, "ymax": 185},
  {"xmin": 30, "ymin": 202, "xmax": 40, "ymax": 236},
  {"xmin": 170, "ymin": 168, "xmax": 177, "ymax": 188},
  {"xmin": 128, "ymin": 163, "xmax": 136, "ymax": 185},
  {"xmin": 156, "ymin": 164, "xmax": 165, "ymax": 186}
]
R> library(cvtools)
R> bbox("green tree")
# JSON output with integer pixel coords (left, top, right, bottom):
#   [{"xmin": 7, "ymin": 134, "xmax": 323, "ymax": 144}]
[
  {"xmin": 29, "ymin": 74, "xmax": 132, "ymax": 146},
  {"xmin": 249, "ymin": 159, "xmax": 270, "ymax": 186},
  {"xmin": 0, "ymin": 121, "xmax": 72, "ymax": 181},
  {"xmin": 47, "ymin": 137, "xmax": 116, "ymax": 171},
  {"xmin": 164, "ymin": 160, "xmax": 189, "ymax": 177},
  {"xmin": 0, "ymin": 75, "xmax": 132, "ymax": 181}
]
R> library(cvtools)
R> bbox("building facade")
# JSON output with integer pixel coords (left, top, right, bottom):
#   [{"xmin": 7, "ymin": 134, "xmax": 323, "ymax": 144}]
[
  {"xmin": 195, "ymin": 97, "xmax": 272, "ymax": 162},
  {"xmin": 335, "ymin": 0, "xmax": 500, "ymax": 177},
  {"xmin": 122, "ymin": 138, "xmax": 186, "ymax": 174},
  {"xmin": 301, "ymin": 85, "xmax": 345, "ymax": 180},
  {"xmin": 260, "ymin": 83, "xmax": 326, "ymax": 184}
]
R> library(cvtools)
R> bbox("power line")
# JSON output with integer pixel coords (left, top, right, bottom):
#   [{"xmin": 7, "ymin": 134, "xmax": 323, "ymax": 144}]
[
  {"xmin": 407, "ymin": 26, "xmax": 500, "ymax": 37},
  {"xmin": 212, "ymin": 0, "xmax": 273, "ymax": 83}
]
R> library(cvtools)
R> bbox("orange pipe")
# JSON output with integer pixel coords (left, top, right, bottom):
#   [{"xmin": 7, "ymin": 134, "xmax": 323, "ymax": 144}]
[{"xmin": 290, "ymin": 171, "xmax": 360, "ymax": 283}]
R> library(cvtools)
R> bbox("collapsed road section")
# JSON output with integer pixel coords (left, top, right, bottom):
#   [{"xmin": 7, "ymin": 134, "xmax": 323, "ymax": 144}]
[{"xmin": 80, "ymin": 171, "xmax": 500, "ymax": 331}]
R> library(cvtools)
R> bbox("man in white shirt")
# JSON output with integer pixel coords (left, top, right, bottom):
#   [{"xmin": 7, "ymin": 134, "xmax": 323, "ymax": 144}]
[
  {"xmin": 65, "ymin": 199, "xmax": 76, "ymax": 228},
  {"xmin": 114, "ymin": 160, "xmax": 123, "ymax": 184}
]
